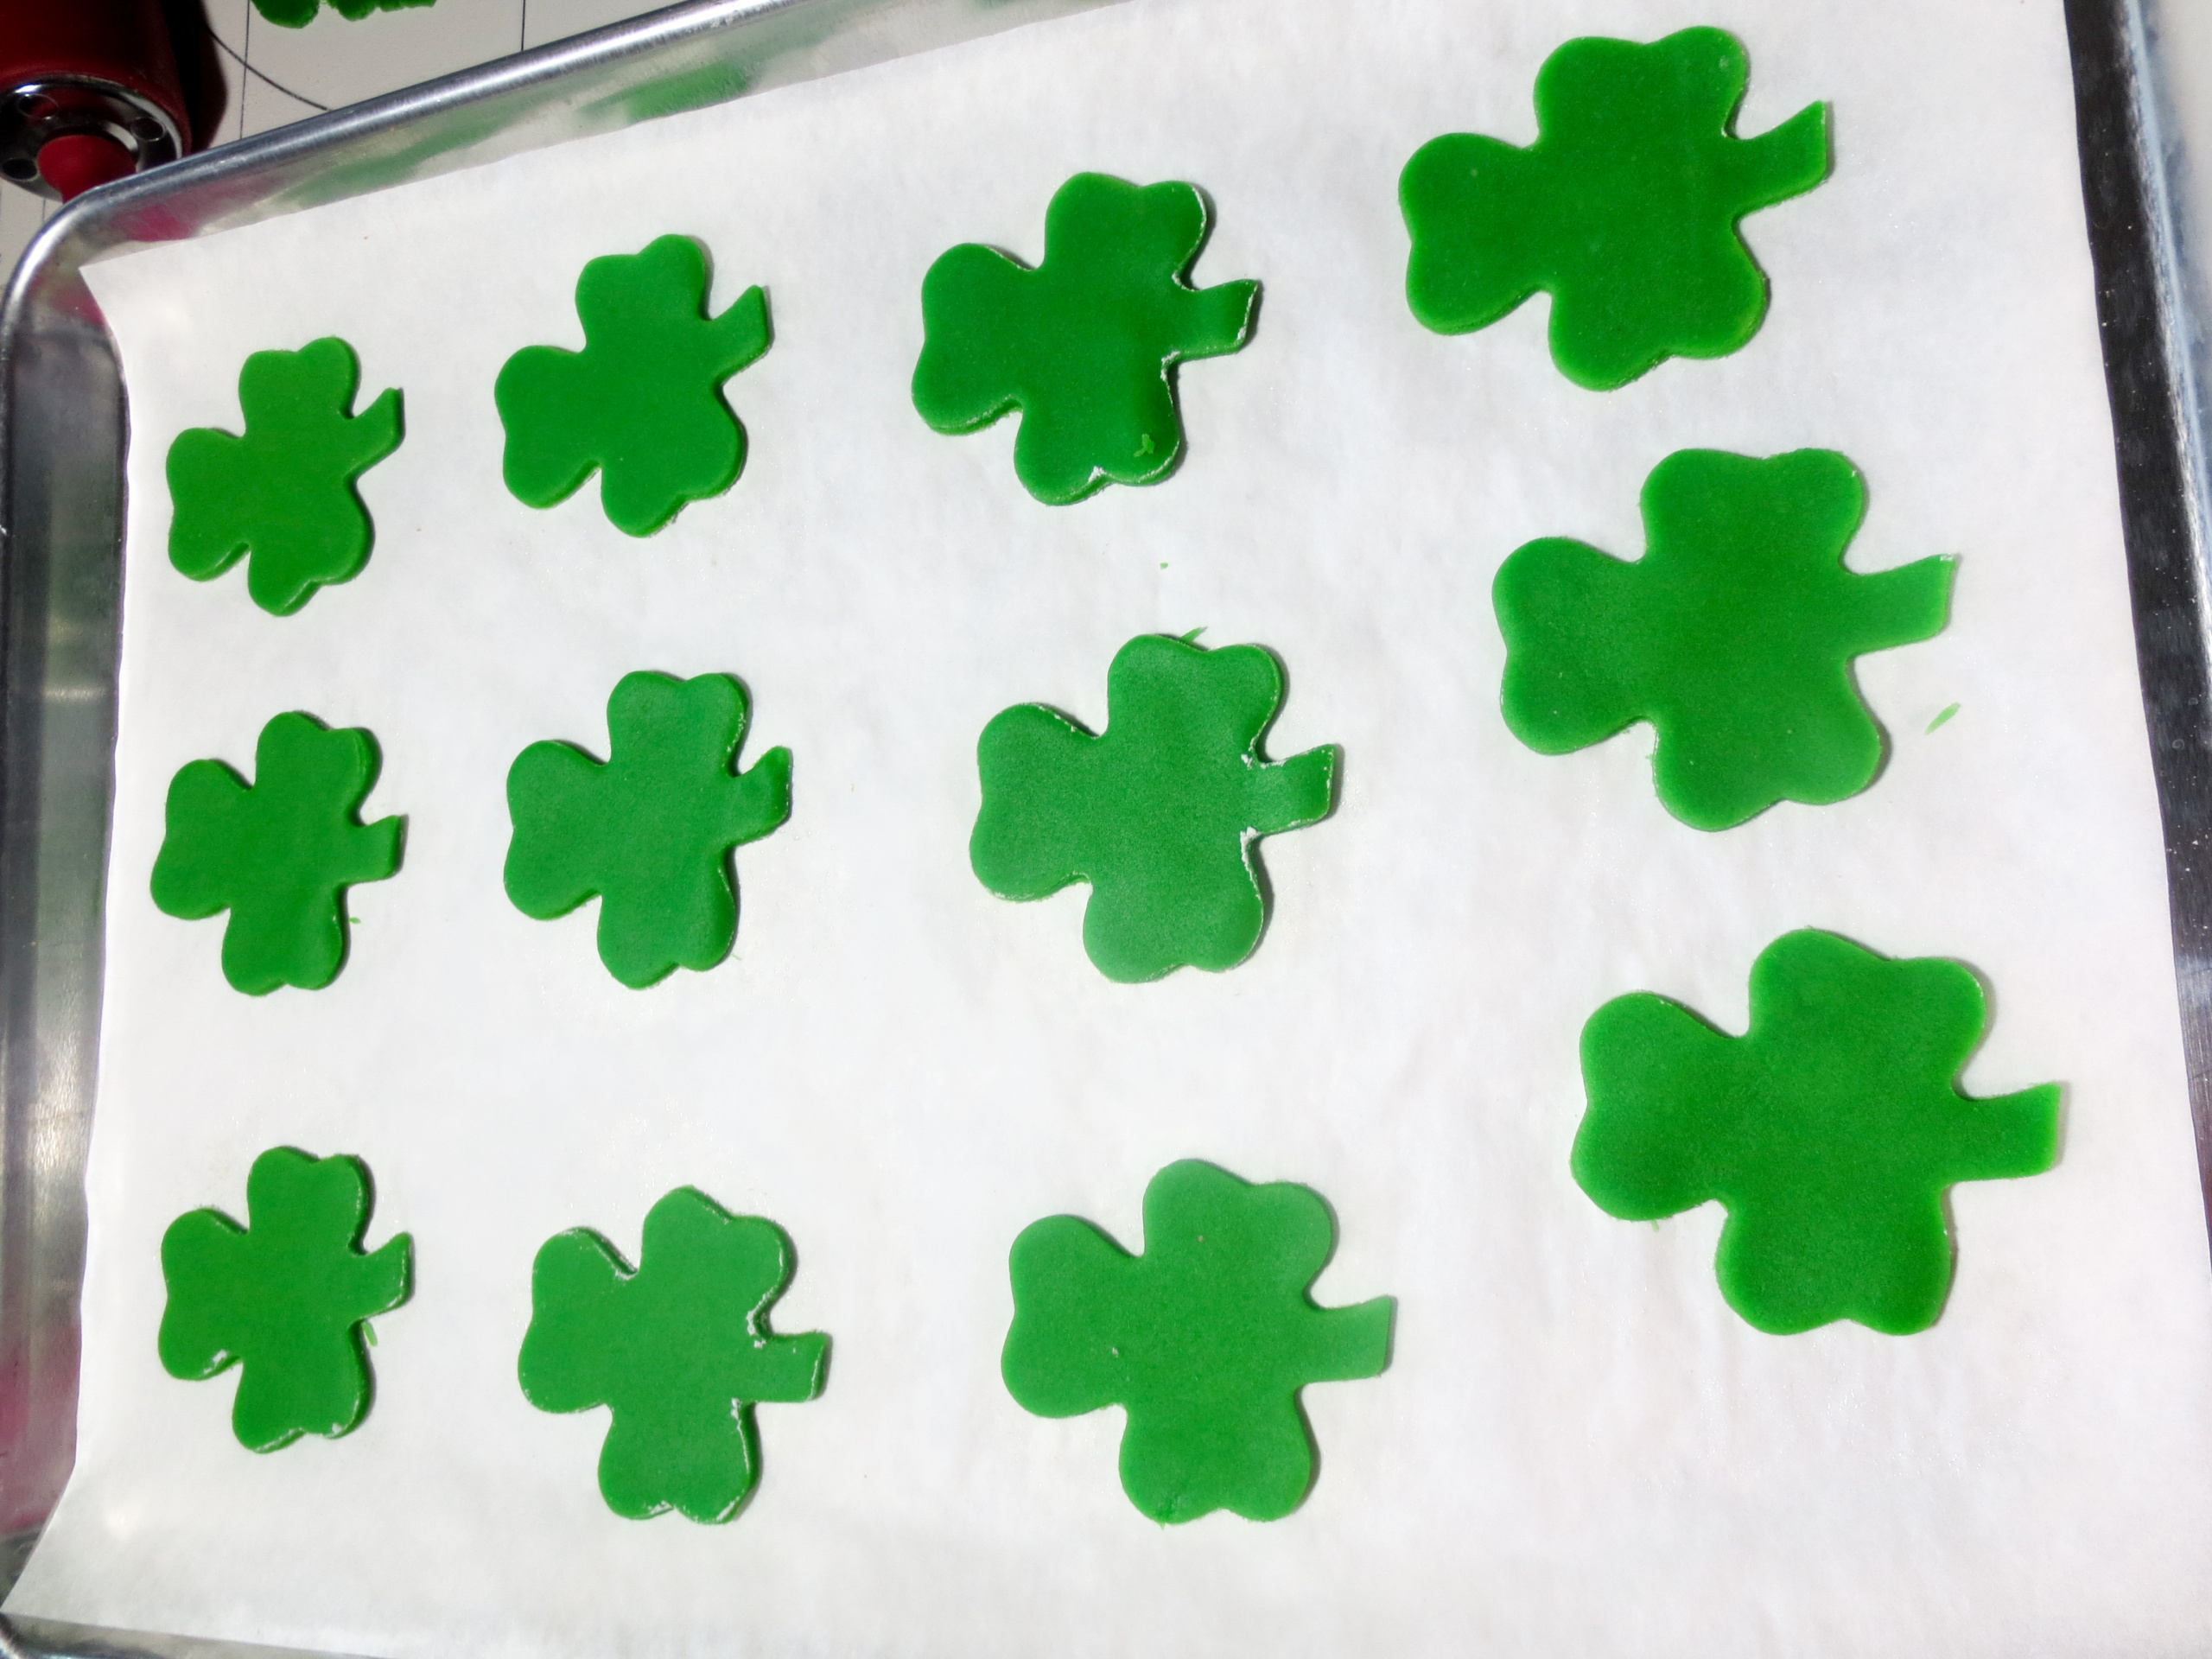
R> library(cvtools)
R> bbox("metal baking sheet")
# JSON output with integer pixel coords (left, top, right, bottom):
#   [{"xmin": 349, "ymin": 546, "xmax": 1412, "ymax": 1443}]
[{"xmin": 0, "ymin": 0, "xmax": 2205, "ymax": 1653}]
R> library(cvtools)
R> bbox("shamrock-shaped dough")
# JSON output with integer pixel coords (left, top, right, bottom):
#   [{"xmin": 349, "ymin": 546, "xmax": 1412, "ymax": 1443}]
[
  {"xmin": 167, "ymin": 336, "xmax": 402, "ymax": 614},
  {"xmin": 251, "ymin": 0, "xmax": 428, "ymax": 22},
  {"xmin": 150, "ymin": 712, "xmax": 404, "ymax": 994},
  {"xmin": 160, "ymin": 1147, "xmax": 412, "ymax": 1452},
  {"xmin": 913, "ymin": 173, "xmax": 1259, "ymax": 504},
  {"xmin": 1004, "ymin": 1160, "xmax": 1394, "ymax": 1522},
  {"xmin": 1401, "ymin": 28, "xmax": 1828, "ymax": 388},
  {"xmin": 1495, "ymin": 448, "xmax": 1952, "ymax": 830},
  {"xmin": 496, "ymin": 236, "xmax": 770, "ymax": 537},
  {"xmin": 971, "ymin": 632, "xmax": 1336, "ymax": 982},
  {"xmin": 505, "ymin": 671, "xmax": 791, "ymax": 988},
  {"xmin": 520, "ymin": 1187, "xmax": 829, "ymax": 1522},
  {"xmin": 1574, "ymin": 930, "xmax": 2061, "ymax": 1335}
]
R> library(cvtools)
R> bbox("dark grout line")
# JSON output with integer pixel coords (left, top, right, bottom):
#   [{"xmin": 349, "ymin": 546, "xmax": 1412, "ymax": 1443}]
[
  {"xmin": 206, "ymin": 18, "xmax": 334, "ymax": 115},
  {"xmin": 236, "ymin": 6, "xmax": 251, "ymax": 141}
]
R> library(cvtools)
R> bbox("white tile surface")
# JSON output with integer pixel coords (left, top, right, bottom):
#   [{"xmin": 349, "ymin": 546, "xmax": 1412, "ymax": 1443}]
[
  {"xmin": 0, "ymin": 0, "xmax": 675, "ymax": 279},
  {"xmin": 237, "ymin": 0, "xmax": 526, "ymax": 137},
  {"xmin": 0, "ymin": 186, "xmax": 49, "ymax": 287}
]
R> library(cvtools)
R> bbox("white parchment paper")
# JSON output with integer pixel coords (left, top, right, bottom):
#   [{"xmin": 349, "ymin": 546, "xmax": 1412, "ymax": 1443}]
[{"xmin": 12, "ymin": 0, "xmax": 2212, "ymax": 1652}]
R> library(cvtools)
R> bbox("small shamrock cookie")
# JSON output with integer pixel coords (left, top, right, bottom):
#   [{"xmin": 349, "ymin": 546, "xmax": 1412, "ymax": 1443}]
[
  {"xmin": 913, "ymin": 173, "xmax": 1259, "ymax": 504},
  {"xmin": 971, "ymin": 632, "xmax": 1336, "ymax": 982},
  {"xmin": 496, "ymin": 236, "xmax": 770, "ymax": 537},
  {"xmin": 1401, "ymin": 28, "xmax": 1828, "ymax": 388},
  {"xmin": 167, "ymin": 337, "xmax": 402, "ymax": 614},
  {"xmin": 1003, "ymin": 1160, "xmax": 1394, "ymax": 1522},
  {"xmin": 520, "ymin": 1186, "xmax": 829, "ymax": 1522},
  {"xmin": 1573, "ymin": 929, "xmax": 2061, "ymax": 1335},
  {"xmin": 160, "ymin": 1147, "xmax": 412, "ymax": 1452},
  {"xmin": 251, "ymin": 0, "xmax": 429, "ymax": 22},
  {"xmin": 150, "ymin": 712, "xmax": 404, "ymax": 994},
  {"xmin": 1494, "ymin": 448, "xmax": 1952, "ymax": 830},
  {"xmin": 505, "ymin": 671, "xmax": 791, "ymax": 988}
]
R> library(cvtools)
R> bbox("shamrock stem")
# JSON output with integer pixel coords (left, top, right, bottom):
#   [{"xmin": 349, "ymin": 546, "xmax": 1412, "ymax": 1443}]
[
  {"xmin": 726, "ymin": 745, "xmax": 794, "ymax": 846},
  {"xmin": 744, "ymin": 1330, "xmax": 830, "ymax": 1404},
  {"xmin": 346, "ymin": 387, "xmax": 404, "ymax": 472},
  {"xmin": 1246, "ymin": 744, "xmax": 1338, "ymax": 836},
  {"xmin": 1300, "ymin": 1294, "xmax": 1395, "ymax": 1383},
  {"xmin": 1844, "ymin": 555, "xmax": 1955, "ymax": 654},
  {"xmin": 1942, "ymin": 1082, "xmax": 2063, "ymax": 1184},
  {"xmin": 1727, "ymin": 101, "xmax": 1830, "ymax": 209},
  {"xmin": 710, "ymin": 285, "xmax": 772, "ymax": 374},
  {"xmin": 1177, "ymin": 278, "xmax": 1262, "ymax": 361}
]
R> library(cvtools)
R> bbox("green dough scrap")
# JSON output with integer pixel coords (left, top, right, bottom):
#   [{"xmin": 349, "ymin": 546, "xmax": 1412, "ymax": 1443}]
[
  {"xmin": 912, "ymin": 172, "xmax": 1259, "ymax": 504},
  {"xmin": 1495, "ymin": 448, "xmax": 1952, "ymax": 830},
  {"xmin": 159, "ymin": 1147, "xmax": 412, "ymax": 1452},
  {"xmin": 496, "ymin": 235, "xmax": 770, "ymax": 537},
  {"xmin": 1401, "ymin": 28, "xmax": 1829, "ymax": 389},
  {"xmin": 1573, "ymin": 929, "xmax": 2061, "ymax": 1336},
  {"xmin": 1003, "ymin": 1160, "xmax": 1394, "ymax": 1523},
  {"xmin": 150, "ymin": 712, "xmax": 404, "ymax": 995},
  {"xmin": 505, "ymin": 670, "xmax": 791, "ymax": 989},
  {"xmin": 970, "ymin": 632, "xmax": 1337, "ymax": 982},
  {"xmin": 519, "ymin": 1186, "xmax": 829, "ymax": 1522},
  {"xmin": 166, "ymin": 336, "xmax": 402, "ymax": 615}
]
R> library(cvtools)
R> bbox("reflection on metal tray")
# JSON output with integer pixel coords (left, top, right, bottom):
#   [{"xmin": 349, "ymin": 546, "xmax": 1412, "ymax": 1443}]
[{"xmin": 0, "ymin": 0, "xmax": 2205, "ymax": 1655}]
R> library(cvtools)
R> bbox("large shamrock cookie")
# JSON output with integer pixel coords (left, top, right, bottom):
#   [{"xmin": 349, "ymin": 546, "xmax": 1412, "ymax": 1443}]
[{"xmin": 1402, "ymin": 28, "xmax": 1828, "ymax": 388}]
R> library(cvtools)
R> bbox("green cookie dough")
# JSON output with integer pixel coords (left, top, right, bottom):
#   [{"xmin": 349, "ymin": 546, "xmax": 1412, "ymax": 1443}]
[
  {"xmin": 1401, "ymin": 28, "xmax": 1828, "ymax": 389},
  {"xmin": 160, "ymin": 1147, "xmax": 412, "ymax": 1452},
  {"xmin": 519, "ymin": 1187, "xmax": 829, "ymax": 1522},
  {"xmin": 1003, "ymin": 1160, "xmax": 1394, "ymax": 1523},
  {"xmin": 971, "ymin": 632, "xmax": 1336, "ymax": 982},
  {"xmin": 1573, "ymin": 929, "xmax": 2061, "ymax": 1335},
  {"xmin": 251, "ymin": 0, "xmax": 432, "ymax": 23},
  {"xmin": 505, "ymin": 671, "xmax": 791, "ymax": 988},
  {"xmin": 1495, "ymin": 448, "xmax": 1952, "ymax": 830},
  {"xmin": 150, "ymin": 712, "xmax": 403, "ymax": 995},
  {"xmin": 496, "ymin": 236, "xmax": 770, "ymax": 537},
  {"xmin": 166, "ymin": 336, "xmax": 402, "ymax": 614},
  {"xmin": 913, "ymin": 172, "xmax": 1259, "ymax": 504}
]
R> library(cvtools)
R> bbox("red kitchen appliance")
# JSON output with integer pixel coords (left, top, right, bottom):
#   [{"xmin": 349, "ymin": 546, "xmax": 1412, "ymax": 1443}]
[{"xmin": 0, "ymin": 0, "xmax": 190, "ymax": 202}]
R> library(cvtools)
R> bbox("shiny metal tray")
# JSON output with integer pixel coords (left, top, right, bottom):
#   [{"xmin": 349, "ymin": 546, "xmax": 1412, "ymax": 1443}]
[{"xmin": 0, "ymin": 0, "xmax": 2203, "ymax": 1653}]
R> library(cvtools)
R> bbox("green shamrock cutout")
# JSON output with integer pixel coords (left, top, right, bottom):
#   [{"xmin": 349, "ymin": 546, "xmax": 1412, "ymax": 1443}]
[
  {"xmin": 1574, "ymin": 929, "xmax": 2061, "ymax": 1336},
  {"xmin": 1494, "ymin": 448, "xmax": 1952, "ymax": 830},
  {"xmin": 496, "ymin": 235, "xmax": 770, "ymax": 537},
  {"xmin": 1400, "ymin": 28, "xmax": 1829, "ymax": 389},
  {"xmin": 1003, "ymin": 1160, "xmax": 1394, "ymax": 1523},
  {"xmin": 971, "ymin": 632, "xmax": 1337, "ymax": 982},
  {"xmin": 160, "ymin": 1147, "xmax": 412, "ymax": 1452},
  {"xmin": 912, "ymin": 172, "xmax": 1260, "ymax": 504},
  {"xmin": 151, "ymin": 712, "xmax": 403, "ymax": 995},
  {"xmin": 251, "ymin": 0, "xmax": 429, "ymax": 22},
  {"xmin": 505, "ymin": 671, "xmax": 791, "ymax": 988},
  {"xmin": 519, "ymin": 1186, "xmax": 829, "ymax": 1522},
  {"xmin": 167, "ymin": 336, "xmax": 403, "ymax": 614}
]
